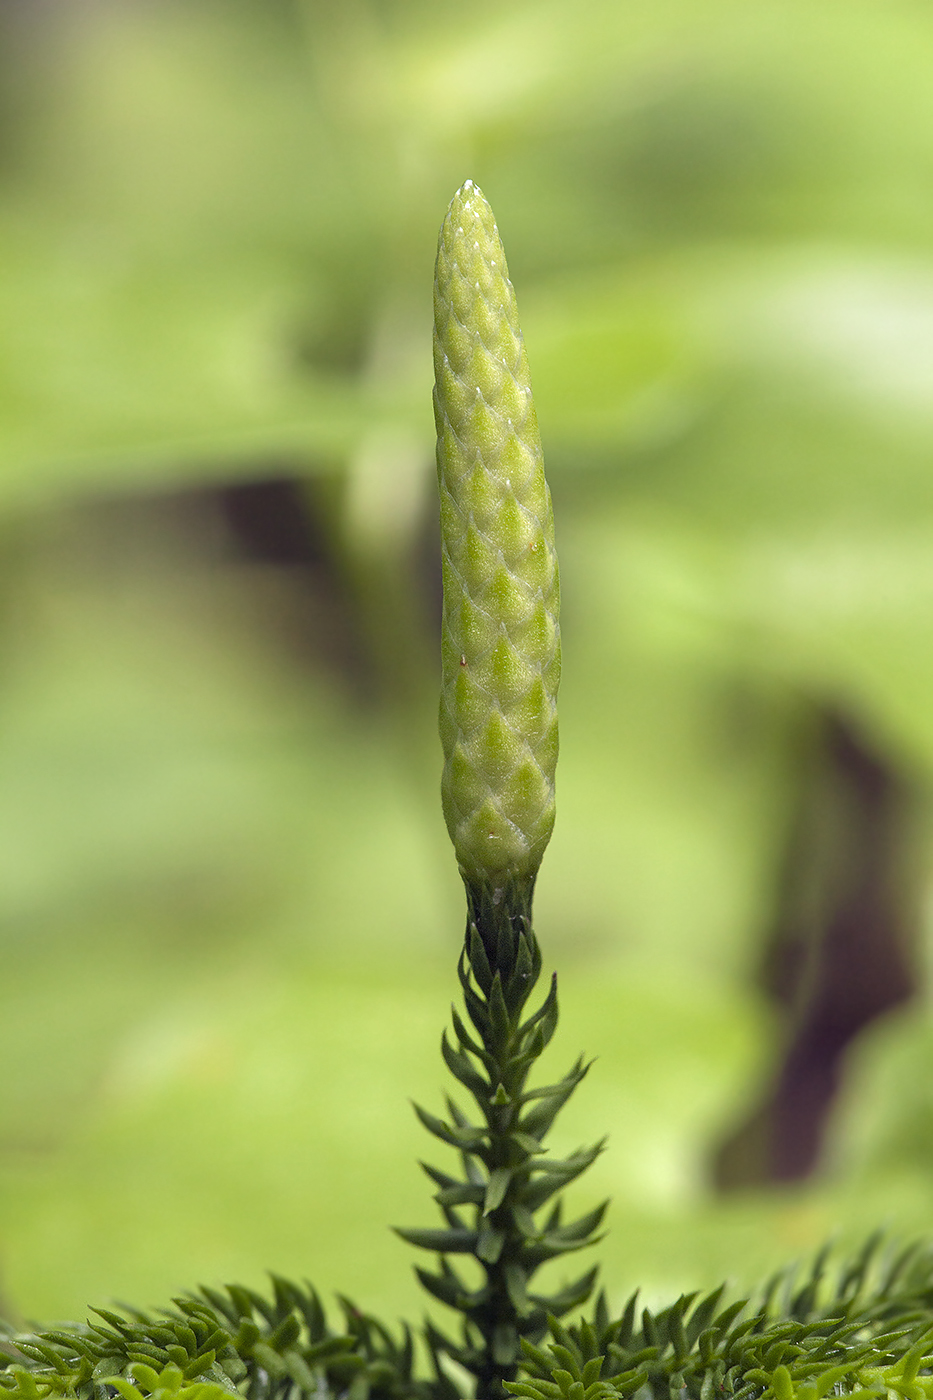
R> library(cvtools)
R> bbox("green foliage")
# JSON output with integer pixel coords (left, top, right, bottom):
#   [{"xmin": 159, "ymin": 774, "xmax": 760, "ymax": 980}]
[
  {"xmin": 12, "ymin": 1241, "xmax": 933, "ymax": 1400},
  {"xmin": 506, "ymin": 1238, "xmax": 933, "ymax": 1400},
  {"xmin": 0, "ymin": 1276, "xmax": 428, "ymax": 1400}
]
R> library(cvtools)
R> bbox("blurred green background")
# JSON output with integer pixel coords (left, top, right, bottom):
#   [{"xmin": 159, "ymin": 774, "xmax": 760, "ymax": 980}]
[{"xmin": 3, "ymin": 0, "xmax": 933, "ymax": 1332}]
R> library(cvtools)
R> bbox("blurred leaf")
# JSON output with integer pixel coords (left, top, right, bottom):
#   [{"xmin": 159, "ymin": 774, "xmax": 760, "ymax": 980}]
[{"xmin": 0, "ymin": 218, "xmax": 432, "ymax": 506}]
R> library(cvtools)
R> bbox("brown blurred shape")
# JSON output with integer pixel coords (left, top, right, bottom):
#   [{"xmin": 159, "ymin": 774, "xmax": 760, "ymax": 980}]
[{"xmin": 713, "ymin": 707, "xmax": 919, "ymax": 1188}]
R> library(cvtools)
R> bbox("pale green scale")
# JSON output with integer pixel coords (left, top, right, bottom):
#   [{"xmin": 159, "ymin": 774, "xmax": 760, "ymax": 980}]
[{"xmin": 434, "ymin": 179, "xmax": 560, "ymax": 890}]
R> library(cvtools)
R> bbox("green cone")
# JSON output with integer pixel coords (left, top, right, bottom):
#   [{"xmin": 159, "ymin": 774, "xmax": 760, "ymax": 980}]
[{"xmin": 434, "ymin": 180, "xmax": 560, "ymax": 891}]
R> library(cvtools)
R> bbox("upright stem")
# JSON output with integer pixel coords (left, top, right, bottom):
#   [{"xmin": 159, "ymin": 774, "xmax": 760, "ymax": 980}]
[
  {"xmin": 464, "ymin": 879, "xmax": 541, "ymax": 1399},
  {"xmin": 399, "ymin": 879, "xmax": 606, "ymax": 1400}
]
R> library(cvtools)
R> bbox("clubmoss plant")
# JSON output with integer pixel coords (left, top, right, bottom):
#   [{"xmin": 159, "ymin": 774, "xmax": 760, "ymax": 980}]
[
  {"xmin": 12, "ymin": 1242, "xmax": 933, "ymax": 1400},
  {"xmin": 7, "ymin": 180, "xmax": 933, "ymax": 1400},
  {"xmin": 396, "ymin": 181, "xmax": 603, "ymax": 1400},
  {"xmin": 506, "ymin": 1237, "xmax": 933, "ymax": 1400},
  {"xmin": 0, "ymin": 1279, "xmax": 432, "ymax": 1400}
]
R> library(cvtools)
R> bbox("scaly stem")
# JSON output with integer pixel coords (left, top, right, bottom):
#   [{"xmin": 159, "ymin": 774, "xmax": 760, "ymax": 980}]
[{"xmin": 399, "ymin": 879, "xmax": 606, "ymax": 1400}]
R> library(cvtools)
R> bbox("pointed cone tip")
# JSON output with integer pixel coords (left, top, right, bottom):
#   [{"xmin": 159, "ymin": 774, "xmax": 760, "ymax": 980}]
[{"xmin": 452, "ymin": 178, "xmax": 491, "ymax": 215}]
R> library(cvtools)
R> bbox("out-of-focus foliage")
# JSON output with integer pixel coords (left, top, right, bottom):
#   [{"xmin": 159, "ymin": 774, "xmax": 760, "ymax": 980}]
[{"xmin": 2, "ymin": 0, "xmax": 933, "ymax": 1336}]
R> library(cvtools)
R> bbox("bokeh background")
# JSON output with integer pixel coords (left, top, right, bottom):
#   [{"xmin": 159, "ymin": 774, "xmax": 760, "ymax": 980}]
[{"xmin": 3, "ymin": 0, "xmax": 933, "ymax": 1331}]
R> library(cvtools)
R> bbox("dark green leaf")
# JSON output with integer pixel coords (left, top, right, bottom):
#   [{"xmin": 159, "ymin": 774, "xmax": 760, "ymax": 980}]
[
  {"xmin": 485, "ymin": 1168, "xmax": 512, "ymax": 1214},
  {"xmin": 393, "ymin": 1227, "xmax": 478, "ymax": 1254},
  {"xmin": 412, "ymin": 1101, "xmax": 486, "ymax": 1151},
  {"xmin": 441, "ymin": 1031, "xmax": 488, "ymax": 1099},
  {"xmin": 477, "ymin": 1221, "xmax": 506, "ymax": 1264},
  {"xmin": 488, "ymin": 973, "xmax": 512, "ymax": 1050}
]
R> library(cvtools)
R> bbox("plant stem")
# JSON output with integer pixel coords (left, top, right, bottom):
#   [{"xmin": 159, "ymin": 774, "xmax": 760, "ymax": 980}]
[{"xmin": 399, "ymin": 878, "xmax": 605, "ymax": 1400}]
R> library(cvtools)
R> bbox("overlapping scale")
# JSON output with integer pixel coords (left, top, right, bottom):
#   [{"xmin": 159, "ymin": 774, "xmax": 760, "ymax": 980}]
[{"xmin": 434, "ymin": 180, "xmax": 560, "ymax": 888}]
